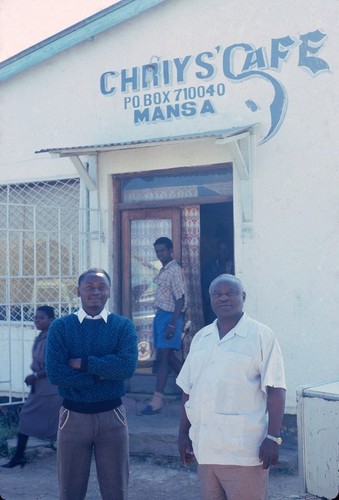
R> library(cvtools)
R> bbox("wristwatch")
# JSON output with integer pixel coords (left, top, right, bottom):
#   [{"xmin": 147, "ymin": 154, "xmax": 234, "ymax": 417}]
[{"xmin": 266, "ymin": 434, "xmax": 282, "ymax": 445}]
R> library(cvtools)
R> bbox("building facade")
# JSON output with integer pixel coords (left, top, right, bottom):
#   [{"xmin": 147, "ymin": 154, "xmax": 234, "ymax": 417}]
[{"xmin": 0, "ymin": 0, "xmax": 338, "ymax": 412}]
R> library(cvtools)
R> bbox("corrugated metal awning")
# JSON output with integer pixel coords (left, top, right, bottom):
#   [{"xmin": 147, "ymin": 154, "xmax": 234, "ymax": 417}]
[
  {"xmin": 35, "ymin": 126, "xmax": 255, "ymax": 156},
  {"xmin": 36, "ymin": 125, "xmax": 257, "ymax": 222}
]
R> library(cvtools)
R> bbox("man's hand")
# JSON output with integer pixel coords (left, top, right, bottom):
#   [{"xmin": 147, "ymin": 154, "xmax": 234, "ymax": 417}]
[
  {"xmin": 178, "ymin": 433, "xmax": 195, "ymax": 467},
  {"xmin": 261, "ymin": 386, "xmax": 285, "ymax": 469},
  {"xmin": 165, "ymin": 324, "xmax": 176, "ymax": 339},
  {"xmin": 259, "ymin": 438, "xmax": 280, "ymax": 469},
  {"xmin": 166, "ymin": 295, "xmax": 184, "ymax": 339},
  {"xmin": 67, "ymin": 358, "xmax": 82, "ymax": 369}
]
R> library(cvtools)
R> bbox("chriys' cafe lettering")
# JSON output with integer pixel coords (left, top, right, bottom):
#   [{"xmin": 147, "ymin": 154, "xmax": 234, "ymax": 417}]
[{"xmin": 100, "ymin": 30, "xmax": 329, "ymax": 143}]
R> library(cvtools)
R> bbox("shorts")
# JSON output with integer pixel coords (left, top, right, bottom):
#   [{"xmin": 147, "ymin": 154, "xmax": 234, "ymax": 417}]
[{"xmin": 153, "ymin": 310, "xmax": 184, "ymax": 350}]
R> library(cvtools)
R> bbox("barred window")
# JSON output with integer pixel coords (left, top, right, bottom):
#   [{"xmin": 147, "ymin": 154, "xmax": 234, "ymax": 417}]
[{"xmin": 0, "ymin": 179, "xmax": 81, "ymax": 321}]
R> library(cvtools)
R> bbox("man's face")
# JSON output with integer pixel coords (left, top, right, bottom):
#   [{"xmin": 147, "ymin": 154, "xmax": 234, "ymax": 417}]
[
  {"xmin": 210, "ymin": 278, "xmax": 245, "ymax": 319},
  {"xmin": 154, "ymin": 243, "xmax": 172, "ymax": 266},
  {"xmin": 77, "ymin": 272, "xmax": 110, "ymax": 315}
]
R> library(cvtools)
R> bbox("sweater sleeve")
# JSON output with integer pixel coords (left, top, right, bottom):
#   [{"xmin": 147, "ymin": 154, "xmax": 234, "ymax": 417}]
[
  {"xmin": 46, "ymin": 317, "xmax": 96, "ymax": 388},
  {"xmin": 84, "ymin": 315, "xmax": 138, "ymax": 381}
]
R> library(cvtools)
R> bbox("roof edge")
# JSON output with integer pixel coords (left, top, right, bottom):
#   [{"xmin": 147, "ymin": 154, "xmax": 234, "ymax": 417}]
[{"xmin": 0, "ymin": 0, "xmax": 166, "ymax": 82}]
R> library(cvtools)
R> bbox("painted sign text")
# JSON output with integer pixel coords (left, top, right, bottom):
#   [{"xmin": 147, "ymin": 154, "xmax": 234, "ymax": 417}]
[{"xmin": 100, "ymin": 30, "xmax": 329, "ymax": 142}]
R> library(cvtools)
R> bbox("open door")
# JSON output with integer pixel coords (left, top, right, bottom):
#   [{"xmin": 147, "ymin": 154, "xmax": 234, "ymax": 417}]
[{"xmin": 121, "ymin": 208, "xmax": 181, "ymax": 368}]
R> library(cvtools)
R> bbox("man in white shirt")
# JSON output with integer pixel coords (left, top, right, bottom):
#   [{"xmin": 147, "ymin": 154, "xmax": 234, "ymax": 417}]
[{"xmin": 177, "ymin": 274, "xmax": 286, "ymax": 500}]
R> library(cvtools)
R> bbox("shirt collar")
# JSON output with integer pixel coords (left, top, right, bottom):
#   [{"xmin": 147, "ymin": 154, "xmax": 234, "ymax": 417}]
[
  {"xmin": 226, "ymin": 312, "xmax": 249, "ymax": 338},
  {"xmin": 75, "ymin": 307, "xmax": 109, "ymax": 323},
  {"xmin": 163, "ymin": 259, "xmax": 176, "ymax": 269},
  {"xmin": 202, "ymin": 312, "xmax": 249, "ymax": 339}
]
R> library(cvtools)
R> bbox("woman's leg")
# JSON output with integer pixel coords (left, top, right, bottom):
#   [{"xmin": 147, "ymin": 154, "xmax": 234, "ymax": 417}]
[{"xmin": 14, "ymin": 432, "xmax": 29, "ymax": 459}]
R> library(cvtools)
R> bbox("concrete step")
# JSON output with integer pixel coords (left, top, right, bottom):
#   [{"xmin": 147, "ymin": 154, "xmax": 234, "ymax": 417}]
[
  {"xmin": 126, "ymin": 397, "xmax": 181, "ymax": 458},
  {"xmin": 8, "ymin": 396, "xmax": 298, "ymax": 474},
  {"xmin": 124, "ymin": 396, "xmax": 298, "ymax": 473},
  {"xmin": 127, "ymin": 373, "xmax": 182, "ymax": 396}
]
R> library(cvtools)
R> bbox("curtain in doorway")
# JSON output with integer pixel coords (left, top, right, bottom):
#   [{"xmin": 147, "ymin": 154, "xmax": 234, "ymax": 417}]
[{"xmin": 181, "ymin": 205, "xmax": 204, "ymax": 358}]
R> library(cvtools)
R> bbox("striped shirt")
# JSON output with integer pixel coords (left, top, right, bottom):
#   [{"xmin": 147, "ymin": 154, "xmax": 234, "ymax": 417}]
[{"xmin": 154, "ymin": 259, "xmax": 186, "ymax": 312}]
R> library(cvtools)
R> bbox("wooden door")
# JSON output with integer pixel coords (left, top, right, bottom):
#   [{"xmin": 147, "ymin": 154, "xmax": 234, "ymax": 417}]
[{"xmin": 121, "ymin": 208, "xmax": 181, "ymax": 366}]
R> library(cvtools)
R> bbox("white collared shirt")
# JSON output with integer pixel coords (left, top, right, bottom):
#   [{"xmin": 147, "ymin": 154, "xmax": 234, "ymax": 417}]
[
  {"xmin": 176, "ymin": 313, "xmax": 286, "ymax": 465},
  {"xmin": 75, "ymin": 307, "xmax": 109, "ymax": 323}
]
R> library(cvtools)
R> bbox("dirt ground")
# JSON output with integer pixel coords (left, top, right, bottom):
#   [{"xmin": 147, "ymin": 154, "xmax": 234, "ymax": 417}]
[{"xmin": 0, "ymin": 450, "xmax": 322, "ymax": 500}]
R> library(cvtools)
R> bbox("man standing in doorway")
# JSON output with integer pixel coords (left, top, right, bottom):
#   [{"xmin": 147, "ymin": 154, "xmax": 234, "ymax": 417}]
[
  {"xmin": 46, "ymin": 268, "xmax": 138, "ymax": 500},
  {"xmin": 177, "ymin": 274, "xmax": 286, "ymax": 500},
  {"xmin": 140, "ymin": 237, "xmax": 186, "ymax": 415}
]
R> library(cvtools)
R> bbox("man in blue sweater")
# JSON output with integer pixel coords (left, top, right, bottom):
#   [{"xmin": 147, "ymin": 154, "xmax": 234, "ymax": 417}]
[{"xmin": 46, "ymin": 268, "xmax": 138, "ymax": 500}]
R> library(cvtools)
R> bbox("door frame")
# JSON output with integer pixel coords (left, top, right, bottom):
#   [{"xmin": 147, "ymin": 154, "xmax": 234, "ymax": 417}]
[{"xmin": 112, "ymin": 164, "xmax": 233, "ymax": 314}]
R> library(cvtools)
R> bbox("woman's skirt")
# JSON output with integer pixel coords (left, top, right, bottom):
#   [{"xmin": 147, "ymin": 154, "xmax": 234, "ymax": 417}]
[{"xmin": 18, "ymin": 392, "xmax": 62, "ymax": 439}]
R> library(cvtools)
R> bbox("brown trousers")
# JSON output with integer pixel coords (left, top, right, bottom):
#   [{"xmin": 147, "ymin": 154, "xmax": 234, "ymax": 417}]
[
  {"xmin": 198, "ymin": 464, "xmax": 268, "ymax": 500},
  {"xmin": 57, "ymin": 405, "xmax": 129, "ymax": 500}
]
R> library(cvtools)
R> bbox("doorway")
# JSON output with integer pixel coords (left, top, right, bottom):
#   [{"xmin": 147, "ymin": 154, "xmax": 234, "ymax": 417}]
[
  {"xmin": 200, "ymin": 202, "xmax": 234, "ymax": 325},
  {"xmin": 116, "ymin": 165, "xmax": 234, "ymax": 372}
]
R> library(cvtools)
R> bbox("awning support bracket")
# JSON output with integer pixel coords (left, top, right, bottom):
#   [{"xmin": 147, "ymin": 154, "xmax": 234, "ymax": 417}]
[
  {"xmin": 216, "ymin": 130, "xmax": 254, "ymax": 223},
  {"xmin": 70, "ymin": 155, "xmax": 97, "ymax": 192}
]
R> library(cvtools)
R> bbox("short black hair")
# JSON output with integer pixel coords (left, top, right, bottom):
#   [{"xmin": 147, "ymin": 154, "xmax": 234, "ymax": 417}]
[
  {"xmin": 36, "ymin": 305, "xmax": 55, "ymax": 319},
  {"xmin": 78, "ymin": 268, "xmax": 111, "ymax": 287},
  {"xmin": 153, "ymin": 237, "xmax": 173, "ymax": 249}
]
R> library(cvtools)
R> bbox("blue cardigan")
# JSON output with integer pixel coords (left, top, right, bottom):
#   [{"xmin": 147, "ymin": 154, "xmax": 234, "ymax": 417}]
[{"xmin": 46, "ymin": 313, "xmax": 138, "ymax": 406}]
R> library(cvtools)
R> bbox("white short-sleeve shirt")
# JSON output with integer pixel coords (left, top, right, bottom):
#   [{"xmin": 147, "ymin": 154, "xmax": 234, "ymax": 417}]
[{"xmin": 176, "ymin": 313, "xmax": 286, "ymax": 465}]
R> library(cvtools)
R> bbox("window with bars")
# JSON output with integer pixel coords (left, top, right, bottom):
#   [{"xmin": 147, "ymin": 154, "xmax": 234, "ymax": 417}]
[{"xmin": 0, "ymin": 179, "xmax": 81, "ymax": 321}]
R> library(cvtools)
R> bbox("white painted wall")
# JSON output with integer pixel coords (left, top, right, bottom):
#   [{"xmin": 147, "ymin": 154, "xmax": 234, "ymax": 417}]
[
  {"xmin": 0, "ymin": 325, "xmax": 36, "ymax": 396},
  {"xmin": 1, "ymin": 0, "xmax": 338, "ymax": 411}
]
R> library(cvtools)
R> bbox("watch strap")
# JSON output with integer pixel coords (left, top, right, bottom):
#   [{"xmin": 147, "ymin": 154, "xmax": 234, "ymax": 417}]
[{"xmin": 266, "ymin": 434, "xmax": 282, "ymax": 445}]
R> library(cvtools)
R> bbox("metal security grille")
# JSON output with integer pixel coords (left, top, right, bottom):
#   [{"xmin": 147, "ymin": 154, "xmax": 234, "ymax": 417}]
[
  {"xmin": 0, "ymin": 179, "xmax": 81, "ymax": 320},
  {"xmin": 0, "ymin": 178, "xmax": 102, "ymax": 405}
]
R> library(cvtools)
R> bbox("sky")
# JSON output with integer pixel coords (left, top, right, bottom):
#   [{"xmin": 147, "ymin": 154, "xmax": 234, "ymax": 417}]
[{"xmin": 0, "ymin": 0, "xmax": 118, "ymax": 62}]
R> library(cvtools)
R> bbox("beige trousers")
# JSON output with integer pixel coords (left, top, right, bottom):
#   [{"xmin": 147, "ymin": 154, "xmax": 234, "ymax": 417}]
[{"xmin": 198, "ymin": 464, "xmax": 268, "ymax": 500}]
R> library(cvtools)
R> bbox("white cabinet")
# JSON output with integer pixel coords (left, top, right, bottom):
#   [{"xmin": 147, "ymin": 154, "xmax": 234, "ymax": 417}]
[{"xmin": 297, "ymin": 381, "xmax": 339, "ymax": 499}]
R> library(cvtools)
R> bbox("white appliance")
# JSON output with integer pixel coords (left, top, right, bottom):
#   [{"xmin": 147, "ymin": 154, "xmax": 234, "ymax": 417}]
[{"xmin": 297, "ymin": 380, "xmax": 339, "ymax": 499}]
